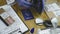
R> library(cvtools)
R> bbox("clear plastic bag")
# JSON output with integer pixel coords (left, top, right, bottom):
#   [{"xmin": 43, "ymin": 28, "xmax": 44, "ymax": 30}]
[{"xmin": 6, "ymin": 0, "xmax": 16, "ymax": 5}]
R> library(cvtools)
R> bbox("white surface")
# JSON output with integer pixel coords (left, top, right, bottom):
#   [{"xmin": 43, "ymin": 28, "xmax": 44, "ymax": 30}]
[
  {"xmin": 11, "ymin": 29, "xmax": 22, "ymax": 34},
  {"xmin": 51, "ymin": 18, "xmax": 58, "ymax": 34},
  {"xmin": 45, "ymin": 3, "xmax": 60, "ymax": 11},
  {"xmin": 12, "ymin": 31, "xmax": 22, "ymax": 34},
  {"xmin": 38, "ymin": 29, "xmax": 50, "ymax": 34},
  {"xmin": 13, "ymin": 32, "xmax": 22, "ymax": 34},
  {"xmin": 37, "ymin": 29, "xmax": 41, "ymax": 34},
  {"xmin": 51, "ymin": 18, "xmax": 58, "ymax": 28},
  {"xmin": 45, "ymin": 3, "xmax": 60, "ymax": 17},
  {"xmin": 0, "ymin": 19, "xmax": 7, "ymax": 31},
  {"xmin": 53, "ymin": 9, "xmax": 60, "ymax": 16},
  {"xmin": 0, "ymin": 5, "xmax": 28, "ymax": 34},
  {"xmin": 51, "ymin": 18, "xmax": 58, "ymax": 23},
  {"xmin": 35, "ymin": 18, "xmax": 43, "ymax": 25},
  {"xmin": 37, "ymin": 28, "xmax": 60, "ymax": 34}
]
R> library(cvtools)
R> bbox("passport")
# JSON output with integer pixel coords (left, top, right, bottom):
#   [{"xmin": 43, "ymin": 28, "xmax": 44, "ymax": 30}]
[{"xmin": 21, "ymin": 9, "xmax": 34, "ymax": 20}]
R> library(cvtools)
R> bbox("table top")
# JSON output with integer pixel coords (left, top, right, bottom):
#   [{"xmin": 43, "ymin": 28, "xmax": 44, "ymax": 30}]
[
  {"xmin": 0, "ymin": 0, "xmax": 59, "ymax": 34},
  {"xmin": 11, "ymin": 3, "xmax": 49, "ymax": 34}
]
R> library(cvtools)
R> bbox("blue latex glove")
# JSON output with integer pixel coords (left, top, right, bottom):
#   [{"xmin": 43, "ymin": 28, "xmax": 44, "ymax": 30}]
[
  {"xmin": 16, "ymin": 0, "xmax": 32, "ymax": 8},
  {"xmin": 32, "ymin": 0, "xmax": 44, "ymax": 13}
]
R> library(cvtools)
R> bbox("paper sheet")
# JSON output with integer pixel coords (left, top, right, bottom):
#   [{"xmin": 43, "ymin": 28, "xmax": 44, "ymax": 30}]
[
  {"xmin": 38, "ymin": 28, "xmax": 60, "ymax": 34},
  {"xmin": 45, "ymin": 3, "xmax": 60, "ymax": 17},
  {"xmin": 0, "ymin": 5, "xmax": 28, "ymax": 34}
]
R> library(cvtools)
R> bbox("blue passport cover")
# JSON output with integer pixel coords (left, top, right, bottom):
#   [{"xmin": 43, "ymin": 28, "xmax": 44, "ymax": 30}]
[{"xmin": 21, "ymin": 9, "xmax": 34, "ymax": 20}]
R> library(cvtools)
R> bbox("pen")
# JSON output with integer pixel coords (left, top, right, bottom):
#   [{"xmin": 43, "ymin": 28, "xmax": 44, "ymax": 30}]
[{"xmin": 30, "ymin": 28, "xmax": 34, "ymax": 34}]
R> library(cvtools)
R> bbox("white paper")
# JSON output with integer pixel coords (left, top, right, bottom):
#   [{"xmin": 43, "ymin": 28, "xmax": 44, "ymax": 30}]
[
  {"xmin": 38, "ymin": 28, "xmax": 60, "ymax": 34},
  {"xmin": 0, "ymin": 5, "xmax": 28, "ymax": 34},
  {"xmin": 53, "ymin": 9, "xmax": 60, "ymax": 16},
  {"xmin": 38, "ymin": 29, "xmax": 50, "ymax": 34},
  {"xmin": 0, "ymin": 19, "xmax": 7, "ymax": 31},
  {"xmin": 45, "ymin": 3, "xmax": 60, "ymax": 17}
]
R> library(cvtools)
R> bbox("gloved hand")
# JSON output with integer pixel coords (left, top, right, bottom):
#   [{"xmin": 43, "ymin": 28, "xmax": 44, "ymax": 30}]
[
  {"xmin": 16, "ymin": 0, "xmax": 32, "ymax": 9},
  {"xmin": 32, "ymin": 0, "xmax": 44, "ymax": 13}
]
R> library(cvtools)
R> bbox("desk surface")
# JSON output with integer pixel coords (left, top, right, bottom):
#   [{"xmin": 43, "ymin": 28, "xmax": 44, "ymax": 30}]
[
  {"xmin": 0, "ymin": 0, "xmax": 49, "ymax": 34},
  {"xmin": 12, "ymin": 3, "xmax": 49, "ymax": 34}
]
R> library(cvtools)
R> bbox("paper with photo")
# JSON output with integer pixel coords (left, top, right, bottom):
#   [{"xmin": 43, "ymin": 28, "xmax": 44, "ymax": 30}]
[{"xmin": 0, "ymin": 5, "xmax": 28, "ymax": 34}]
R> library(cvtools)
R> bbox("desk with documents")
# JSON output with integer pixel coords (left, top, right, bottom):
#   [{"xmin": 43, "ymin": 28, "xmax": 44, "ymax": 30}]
[
  {"xmin": 0, "ymin": 0, "xmax": 60, "ymax": 34},
  {"xmin": 12, "ymin": 3, "xmax": 48, "ymax": 34}
]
